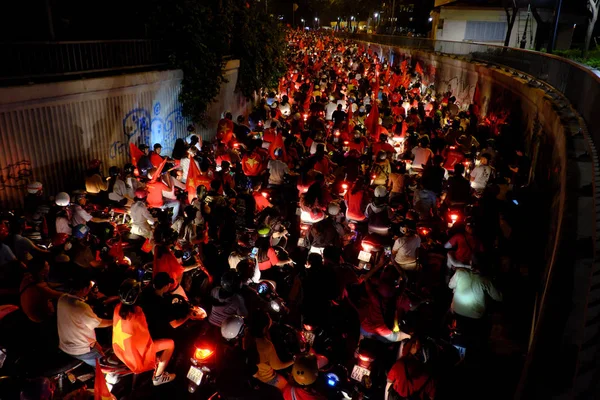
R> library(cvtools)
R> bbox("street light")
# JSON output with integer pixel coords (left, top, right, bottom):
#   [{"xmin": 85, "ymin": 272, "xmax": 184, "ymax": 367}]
[{"xmin": 428, "ymin": 17, "xmax": 433, "ymax": 22}]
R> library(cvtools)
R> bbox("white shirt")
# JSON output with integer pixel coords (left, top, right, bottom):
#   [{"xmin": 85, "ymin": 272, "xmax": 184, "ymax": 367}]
[
  {"xmin": 326, "ymin": 102, "xmax": 338, "ymax": 120},
  {"xmin": 71, "ymin": 205, "xmax": 92, "ymax": 226},
  {"xmin": 278, "ymin": 103, "xmax": 291, "ymax": 117},
  {"xmin": 57, "ymin": 294, "xmax": 101, "ymax": 355},
  {"xmin": 411, "ymin": 147, "xmax": 433, "ymax": 169},
  {"xmin": 470, "ymin": 165, "xmax": 493, "ymax": 190},
  {"xmin": 264, "ymin": 118, "xmax": 282, "ymax": 129},
  {"xmin": 449, "ymin": 269, "xmax": 502, "ymax": 319},
  {"xmin": 130, "ymin": 201, "xmax": 155, "ymax": 238},
  {"xmin": 56, "ymin": 217, "xmax": 71, "ymax": 235},
  {"xmin": 267, "ymin": 159, "xmax": 290, "ymax": 185},
  {"xmin": 108, "ymin": 179, "xmax": 128, "ymax": 202},
  {"xmin": 392, "ymin": 235, "xmax": 421, "ymax": 267}
]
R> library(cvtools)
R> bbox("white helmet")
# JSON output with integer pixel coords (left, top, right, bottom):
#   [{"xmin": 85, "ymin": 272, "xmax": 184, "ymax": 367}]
[
  {"xmin": 374, "ymin": 186, "xmax": 388, "ymax": 198},
  {"xmin": 327, "ymin": 202, "xmax": 341, "ymax": 216},
  {"xmin": 221, "ymin": 315, "xmax": 245, "ymax": 340},
  {"xmin": 55, "ymin": 192, "xmax": 70, "ymax": 207},
  {"xmin": 27, "ymin": 182, "xmax": 43, "ymax": 194}
]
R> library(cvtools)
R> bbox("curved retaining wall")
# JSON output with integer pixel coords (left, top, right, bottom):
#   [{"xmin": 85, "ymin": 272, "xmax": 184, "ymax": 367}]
[{"xmin": 356, "ymin": 39, "xmax": 591, "ymax": 398}]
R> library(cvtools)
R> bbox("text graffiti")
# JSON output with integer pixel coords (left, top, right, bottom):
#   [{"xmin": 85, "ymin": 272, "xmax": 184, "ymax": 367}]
[{"xmin": 0, "ymin": 160, "xmax": 33, "ymax": 191}]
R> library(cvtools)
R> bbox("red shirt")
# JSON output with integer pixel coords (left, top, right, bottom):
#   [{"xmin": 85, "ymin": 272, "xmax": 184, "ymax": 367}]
[
  {"xmin": 448, "ymin": 233, "xmax": 484, "ymax": 264},
  {"xmin": 387, "ymin": 358, "xmax": 436, "ymax": 399},
  {"xmin": 348, "ymin": 141, "xmax": 365, "ymax": 154},
  {"xmin": 372, "ymin": 142, "xmax": 395, "ymax": 156},
  {"xmin": 313, "ymin": 157, "xmax": 330, "ymax": 175},
  {"xmin": 262, "ymin": 128, "xmax": 277, "ymax": 144},
  {"xmin": 242, "ymin": 152, "xmax": 264, "ymax": 176},
  {"xmin": 153, "ymin": 249, "xmax": 185, "ymax": 291},
  {"xmin": 361, "ymin": 283, "xmax": 411, "ymax": 336},
  {"xmin": 258, "ymin": 247, "xmax": 279, "ymax": 271},
  {"xmin": 345, "ymin": 190, "xmax": 366, "ymax": 221},
  {"xmin": 283, "ymin": 386, "xmax": 326, "ymax": 400},
  {"xmin": 443, "ymin": 148, "xmax": 465, "ymax": 172},
  {"xmin": 146, "ymin": 181, "xmax": 170, "ymax": 208}
]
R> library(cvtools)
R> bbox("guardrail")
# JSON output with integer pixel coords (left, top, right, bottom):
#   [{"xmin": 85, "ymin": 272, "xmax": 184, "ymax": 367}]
[
  {"xmin": 337, "ymin": 32, "xmax": 600, "ymax": 398},
  {"xmin": 0, "ymin": 40, "xmax": 168, "ymax": 83}
]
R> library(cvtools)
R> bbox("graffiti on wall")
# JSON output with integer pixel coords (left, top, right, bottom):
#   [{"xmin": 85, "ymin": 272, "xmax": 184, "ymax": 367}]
[
  {"xmin": 0, "ymin": 160, "xmax": 32, "ymax": 191},
  {"xmin": 110, "ymin": 102, "xmax": 186, "ymax": 159}
]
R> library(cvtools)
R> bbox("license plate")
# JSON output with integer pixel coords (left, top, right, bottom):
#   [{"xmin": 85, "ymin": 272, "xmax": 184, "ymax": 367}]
[
  {"xmin": 303, "ymin": 331, "xmax": 315, "ymax": 346},
  {"xmin": 297, "ymin": 238, "xmax": 306, "ymax": 247},
  {"xmin": 453, "ymin": 345, "xmax": 466, "ymax": 360},
  {"xmin": 296, "ymin": 207, "xmax": 302, "ymax": 216},
  {"xmin": 187, "ymin": 365, "xmax": 204, "ymax": 386},
  {"xmin": 358, "ymin": 250, "xmax": 372, "ymax": 262},
  {"xmin": 350, "ymin": 364, "xmax": 371, "ymax": 382}
]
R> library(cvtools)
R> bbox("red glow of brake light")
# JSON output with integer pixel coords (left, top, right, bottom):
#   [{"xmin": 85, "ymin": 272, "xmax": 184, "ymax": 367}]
[
  {"xmin": 420, "ymin": 228, "xmax": 430, "ymax": 236},
  {"xmin": 450, "ymin": 214, "xmax": 459, "ymax": 222},
  {"xmin": 261, "ymin": 192, "xmax": 269, "ymax": 198},
  {"xmin": 194, "ymin": 347, "xmax": 214, "ymax": 361},
  {"xmin": 341, "ymin": 183, "xmax": 348, "ymax": 189},
  {"xmin": 343, "ymin": 141, "xmax": 349, "ymax": 145},
  {"xmin": 303, "ymin": 324, "xmax": 314, "ymax": 331},
  {"xmin": 334, "ymin": 131, "xmax": 341, "ymax": 137},
  {"xmin": 361, "ymin": 243, "xmax": 374, "ymax": 252},
  {"xmin": 449, "ymin": 146, "xmax": 456, "ymax": 150},
  {"xmin": 348, "ymin": 223, "xmax": 356, "ymax": 230},
  {"xmin": 233, "ymin": 142, "xmax": 239, "ymax": 148},
  {"xmin": 358, "ymin": 354, "xmax": 373, "ymax": 362},
  {"xmin": 303, "ymin": 114, "xmax": 308, "ymax": 121},
  {"xmin": 371, "ymin": 174, "xmax": 377, "ymax": 179},
  {"xmin": 301, "ymin": 225, "xmax": 310, "ymax": 231}
]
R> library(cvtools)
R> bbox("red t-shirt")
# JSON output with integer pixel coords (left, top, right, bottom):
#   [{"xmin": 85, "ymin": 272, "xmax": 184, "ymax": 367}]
[
  {"xmin": 345, "ymin": 190, "xmax": 366, "ymax": 221},
  {"xmin": 283, "ymin": 386, "xmax": 326, "ymax": 400},
  {"xmin": 387, "ymin": 359, "xmax": 436, "ymax": 399},
  {"xmin": 448, "ymin": 233, "xmax": 483, "ymax": 264},
  {"xmin": 146, "ymin": 181, "xmax": 170, "ymax": 208},
  {"xmin": 372, "ymin": 142, "xmax": 395, "ymax": 156},
  {"xmin": 313, "ymin": 157, "xmax": 330, "ymax": 175},
  {"xmin": 348, "ymin": 141, "xmax": 365, "ymax": 154},
  {"xmin": 258, "ymin": 247, "xmax": 279, "ymax": 271},
  {"xmin": 361, "ymin": 283, "xmax": 411, "ymax": 336},
  {"xmin": 242, "ymin": 153, "xmax": 264, "ymax": 176},
  {"xmin": 153, "ymin": 249, "xmax": 185, "ymax": 291}
]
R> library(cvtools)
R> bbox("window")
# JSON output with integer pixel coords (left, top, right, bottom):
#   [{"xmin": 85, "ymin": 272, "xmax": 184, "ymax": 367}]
[{"xmin": 464, "ymin": 21, "xmax": 507, "ymax": 42}]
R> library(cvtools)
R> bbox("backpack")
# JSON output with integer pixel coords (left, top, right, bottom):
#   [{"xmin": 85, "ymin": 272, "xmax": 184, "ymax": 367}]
[{"xmin": 368, "ymin": 205, "xmax": 390, "ymax": 228}]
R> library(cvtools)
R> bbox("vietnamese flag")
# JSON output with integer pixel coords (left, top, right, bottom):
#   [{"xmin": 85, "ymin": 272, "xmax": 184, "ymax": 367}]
[
  {"xmin": 303, "ymin": 53, "xmax": 309, "ymax": 66},
  {"xmin": 149, "ymin": 158, "xmax": 167, "ymax": 184},
  {"xmin": 108, "ymin": 238, "xmax": 124, "ymax": 263},
  {"xmin": 269, "ymin": 133, "xmax": 287, "ymax": 160},
  {"xmin": 112, "ymin": 304, "xmax": 156, "ymax": 374},
  {"xmin": 400, "ymin": 60, "xmax": 408, "ymax": 75},
  {"xmin": 415, "ymin": 62, "xmax": 424, "ymax": 76},
  {"xmin": 95, "ymin": 359, "xmax": 116, "ymax": 400},
  {"xmin": 186, "ymin": 155, "xmax": 201, "ymax": 204},
  {"xmin": 365, "ymin": 101, "xmax": 380, "ymax": 139},
  {"xmin": 303, "ymin": 83, "xmax": 313, "ymax": 111},
  {"xmin": 129, "ymin": 143, "xmax": 144, "ymax": 168},
  {"xmin": 217, "ymin": 118, "xmax": 234, "ymax": 144},
  {"xmin": 153, "ymin": 247, "xmax": 185, "ymax": 290}
]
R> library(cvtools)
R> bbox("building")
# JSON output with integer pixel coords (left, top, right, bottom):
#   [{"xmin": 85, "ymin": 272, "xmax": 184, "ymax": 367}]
[{"xmin": 431, "ymin": 0, "xmax": 580, "ymax": 50}]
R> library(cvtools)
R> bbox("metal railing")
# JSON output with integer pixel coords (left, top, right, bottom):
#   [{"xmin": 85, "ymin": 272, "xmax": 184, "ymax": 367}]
[{"xmin": 0, "ymin": 40, "xmax": 169, "ymax": 83}]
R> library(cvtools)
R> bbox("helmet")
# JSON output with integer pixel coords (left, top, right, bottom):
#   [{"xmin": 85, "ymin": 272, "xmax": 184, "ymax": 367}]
[
  {"xmin": 134, "ymin": 189, "xmax": 148, "ymax": 199},
  {"xmin": 258, "ymin": 226, "xmax": 272, "ymax": 238},
  {"xmin": 0, "ymin": 225, "xmax": 8, "ymax": 241},
  {"xmin": 221, "ymin": 315, "xmax": 245, "ymax": 340},
  {"xmin": 220, "ymin": 270, "xmax": 242, "ymax": 293},
  {"xmin": 27, "ymin": 182, "xmax": 43, "ymax": 194},
  {"xmin": 108, "ymin": 166, "xmax": 120, "ymax": 177},
  {"xmin": 88, "ymin": 159, "xmax": 102, "ymax": 170},
  {"xmin": 72, "ymin": 224, "xmax": 90, "ymax": 239},
  {"xmin": 119, "ymin": 279, "xmax": 141, "ymax": 305},
  {"xmin": 327, "ymin": 202, "xmax": 340, "ymax": 216},
  {"xmin": 55, "ymin": 192, "xmax": 70, "ymax": 207},
  {"xmin": 292, "ymin": 354, "xmax": 319, "ymax": 386},
  {"xmin": 123, "ymin": 163, "xmax": 135, "ymax": 175},
  {"xmin": 374, "ymin": 186, "xmax": 388, "ymax": 198}
]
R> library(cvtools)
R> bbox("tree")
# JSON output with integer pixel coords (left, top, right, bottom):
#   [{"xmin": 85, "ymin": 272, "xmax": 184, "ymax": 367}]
[
  {"xmin": 503, "ymin": 0, "xmax": 520, "ymax": 47},
  {"xmin": 584, "ymin": 0, "xmax": 599, "ymax": 58}
]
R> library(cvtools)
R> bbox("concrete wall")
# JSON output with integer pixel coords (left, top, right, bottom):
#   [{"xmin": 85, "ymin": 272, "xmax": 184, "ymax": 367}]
[{"xmin": 0, "ymin": 60, "xmax": 250, "ymax": 209}]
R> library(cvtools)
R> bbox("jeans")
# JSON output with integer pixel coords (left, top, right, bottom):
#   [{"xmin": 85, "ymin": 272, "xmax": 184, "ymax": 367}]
[
  {"xmin": 162, "ymin": 200, "xmax": 180, "ymax": 223},
  {"xmin": 70, "ymin": 346, "xmax": 103, "ymax": 367}
]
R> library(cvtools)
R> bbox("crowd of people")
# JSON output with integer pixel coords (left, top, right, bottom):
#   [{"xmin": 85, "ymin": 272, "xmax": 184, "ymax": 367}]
[{"xmin": 0, "ymin": 29, "xmax": 533, "ymax": 400}]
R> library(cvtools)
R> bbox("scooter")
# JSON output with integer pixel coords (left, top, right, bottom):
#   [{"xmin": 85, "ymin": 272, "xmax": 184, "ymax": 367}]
[{"xmin": 357, "ymin": 233, "xmax": 391, "ymax": 271}]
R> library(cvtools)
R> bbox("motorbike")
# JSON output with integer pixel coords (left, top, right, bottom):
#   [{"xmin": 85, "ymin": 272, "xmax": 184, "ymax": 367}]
[
  {"xmin": 357, "ymin": 233, "xmax": 391, "ymax": 271},
  {"xmin": 186, "ymin": 337, "xmax": 218, "ymax": 394}
]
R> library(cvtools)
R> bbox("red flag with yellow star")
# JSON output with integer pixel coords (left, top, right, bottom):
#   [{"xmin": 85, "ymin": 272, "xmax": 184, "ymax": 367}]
[
  {"xmin": 217, "ymin": 118, "xmax": 234, "ymax": 144},
  {"xmin": 95, "ymin": 359, "xmax": 116, "ymax": 400},
  {"xmin": 112, "ymin": 304, "xmax": 156, "ymax": 374},
  {"xmin": 415, "ymin": 62, "xmax": 424, "ymax": 76},
  {"xmin": 365, "ymin": 101, "xmax": 380, "ymax": 140},
  {"xmin": 186, "ymin": 155, "xmax": 202, "ymax": 204},
  {"xmin": 129, "ymin": 143, "xmax": 144, "ymax": 168}
]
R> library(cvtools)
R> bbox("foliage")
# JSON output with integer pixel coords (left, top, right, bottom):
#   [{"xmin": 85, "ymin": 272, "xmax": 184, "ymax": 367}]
[
  {"xmin": 553, "ymin": 48, "xmax": 600, "ymax": 69},
  {"xmin": 230, "ymin": 5, "xmax": 287, "ymax": 98},
  {"xmin": 146, "ymin": 0, "xmax": 287, "ymax": 123}
]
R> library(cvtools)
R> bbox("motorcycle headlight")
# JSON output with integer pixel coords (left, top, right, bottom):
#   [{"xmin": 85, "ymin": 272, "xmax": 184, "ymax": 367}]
[{"xmin": 270, "ymin": 300, "xmax": 281, "ymax": 312}]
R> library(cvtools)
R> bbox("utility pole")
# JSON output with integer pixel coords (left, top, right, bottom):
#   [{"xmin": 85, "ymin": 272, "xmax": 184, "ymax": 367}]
[{"xmin": 548, "ymin": 0, "xmax": 563, "ymax": 54}]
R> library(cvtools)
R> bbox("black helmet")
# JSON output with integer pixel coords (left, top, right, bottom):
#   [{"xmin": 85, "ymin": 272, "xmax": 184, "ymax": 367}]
[
  {"xmin": 119, "ymin": 279, "xmax": 141, "ymax": 305},
  {"xmin": 123, "ymin": 163, "xmax": 135, "ymax": 175},
  {"xmin": 108, "ymin": 166, "xmax": 120, "ymax": 177},
  {"xmin": 221, "ymin": 270, "xmax": 242, "ymax": 293}
]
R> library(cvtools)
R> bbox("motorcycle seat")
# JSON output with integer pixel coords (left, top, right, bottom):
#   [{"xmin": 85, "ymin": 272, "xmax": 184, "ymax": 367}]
[{"xmin": 21, "ymin": 350, "xmax": 83, "ymax": 378}]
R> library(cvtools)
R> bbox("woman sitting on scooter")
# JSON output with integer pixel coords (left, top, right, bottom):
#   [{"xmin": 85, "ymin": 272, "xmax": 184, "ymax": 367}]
[
  {"xmin": 299, "ymin": 174, "xmax": 330, "ymax": 223},
  {"xmin": 345, "ymin": 177, "xmax": 369, "ymax": 222}
]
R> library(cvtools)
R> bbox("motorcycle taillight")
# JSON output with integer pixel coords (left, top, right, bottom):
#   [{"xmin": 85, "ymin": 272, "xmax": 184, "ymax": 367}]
[
  {"xmin": 449, "ymin": 213, "xmax": 459, "ymax": 222},
  {"xmin": 194, "ymin": 347, "xmax": 214, "ymax": 362},
  {"xmin": 303, "ymin": 324, "xmax": 314, "ymax": 331},
  {"xmin": 361, "ymin": 243, "xmax": 374, "ymax": 252}
]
